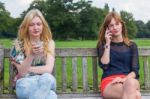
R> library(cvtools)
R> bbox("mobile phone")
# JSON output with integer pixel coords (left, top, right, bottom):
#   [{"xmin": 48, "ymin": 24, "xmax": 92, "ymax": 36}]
[{"xmin": 10, "ymin": 46, "xmax": 17, "ymax": 58}]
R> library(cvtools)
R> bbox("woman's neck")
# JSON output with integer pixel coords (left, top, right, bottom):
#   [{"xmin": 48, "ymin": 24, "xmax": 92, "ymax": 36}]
[
  {"xmin": 30, "ymin": 36, "xmax": 40, "ymax": 42},
  {"xmin": 111, "ymin": 35, "xmax": 123, "ymax": 43}
]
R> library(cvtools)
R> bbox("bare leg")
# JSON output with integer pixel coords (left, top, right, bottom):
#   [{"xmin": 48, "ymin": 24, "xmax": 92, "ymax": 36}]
[
  {"xmin": 122, "ymin": 78, "xmax": 141, "ymax": 99},
  {"xmin": 102, "ymin": 78, "xmax": 141, "ymax": 99},
  {"xmin": 103, "ymin": 83, "xmax": 123, "ymax": 99}
]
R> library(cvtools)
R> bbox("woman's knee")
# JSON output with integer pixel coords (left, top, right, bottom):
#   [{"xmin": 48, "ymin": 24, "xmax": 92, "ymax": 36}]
[
  {"xmin": 16, "ymin": 80, "xmax": 30, "ymax": 98},
  {"xmin": 16, "ymin": 77, "xmax": 37, "ymax": 98},
  {"xmin": 136, "ymin": 90, "xmax": 141, "ymax": 99},
  {"xmin": 16, "ymin": 78, "xmax": 31, "ymax": 90},
  {"xmin": 123, "ymin": 78, "xmax": 139, "ymax": 92},
  {"xmin": 103, "ymin": 83, "xmax": 123, "ymax": 99},
  {"xmin": 39, "ymin": 73, "xmax": 57, "ymax": 90},
  {"xmin": 40, "ymin": 73, "xmax": 56, "ymax": 83}
]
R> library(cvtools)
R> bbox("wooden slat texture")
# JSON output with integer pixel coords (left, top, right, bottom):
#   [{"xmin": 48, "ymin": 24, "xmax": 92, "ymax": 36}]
[
  {"xmin": 92, "ymin": 56, "xmax": 98, "ymax": 92},
  {"xmin": 82, "ymin": 57, "xmax": 88, "ymax": 92},
  {"xmin": 138, "ymin": 48, "xmax": 150, "ymax": 56},
  {"xmin": 61, "ymin": 57, "xmax": 67, "ymax": 92},
  {"xmin": 9, "ymin": 60, "xmax": 13, "ymax": 93},
  {"xmin": 0, "ymin": 45, "xmax": 4, "ymax": 94},
  {"xmin": 1, "ymin": 47, "xmax": 150, "ymax": 98},
  {"xmin": 0, "ymin": 45, "xmax": 4, "ymax": 74},
  {"xmin": 72, "ymin": 57, "xmax": 77, "ymax": 92},
  {"xmin": 52, "ymin": 64, "xmax": 56, "ymax": 77},
  {"xmin": 51, "ymin": 48, "xmax": 97, "ymax": 57},
  {"xmin": 143, "ymin": 56, "xmax": 150, "ymax": 89},
  {"xmin": 1, "ymin": 93, "xmax": 150, "ymax": 99},
  {"xmin": 4, "ymin": 48, "xmax": 150, "ymax": 57}
]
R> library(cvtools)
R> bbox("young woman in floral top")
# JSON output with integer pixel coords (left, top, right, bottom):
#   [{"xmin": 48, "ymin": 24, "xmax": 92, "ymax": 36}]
[{"xmin": 10, "ymin": 9, "xmax": 57, "ymax": 99}]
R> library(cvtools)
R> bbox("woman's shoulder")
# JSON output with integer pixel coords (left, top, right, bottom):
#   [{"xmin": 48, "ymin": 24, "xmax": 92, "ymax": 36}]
[
  {"xmin": 12, "ymin": 39, "xmax": 23, "ymax": 51},
  {"xmin": 129, "ymin": 40, "xmax": 138, "ymax": 49},
  {"xmin": 48, "ymin": 39, "xmax": 55, "ymax": 48},
  {"xmin": 47, "ymin": 39, "xmax": 55, "ymax": 56},
  {"xmin": 129, "ymin": 40, "xmax": 137, "ymax": 46}
]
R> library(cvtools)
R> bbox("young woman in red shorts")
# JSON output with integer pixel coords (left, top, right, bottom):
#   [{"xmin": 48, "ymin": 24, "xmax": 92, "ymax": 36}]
[{"xmin": 97, "ymin": 11, "xmax": 141, "ymax": 99}]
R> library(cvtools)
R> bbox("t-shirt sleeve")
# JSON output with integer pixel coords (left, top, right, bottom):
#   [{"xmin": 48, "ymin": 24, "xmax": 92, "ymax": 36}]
[{"xmin": 130, "ymin": 42, "xmax": 140, "ymax": 79}]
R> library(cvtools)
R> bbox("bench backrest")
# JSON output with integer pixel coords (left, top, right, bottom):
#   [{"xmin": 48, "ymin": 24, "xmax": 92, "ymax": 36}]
[{"xmin": 0, "ymin": 45, "xmax": 150, "ymax": 94}]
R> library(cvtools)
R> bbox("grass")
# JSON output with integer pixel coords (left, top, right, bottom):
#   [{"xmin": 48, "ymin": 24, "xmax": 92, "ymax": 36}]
[
  {"xmin": 0, "ymin": 38, "xmax": 150, "ymax": 92},
  {"xmin": 133, "ymin": 39, "xmax": 150, "ymax": 47},
  {"xmin": 1, "ymin": 38, "xmax": 150, "ymax": 48},
  {"xmin": 55, "ymin": 40, "xmax": 97, "ymax": 48}
]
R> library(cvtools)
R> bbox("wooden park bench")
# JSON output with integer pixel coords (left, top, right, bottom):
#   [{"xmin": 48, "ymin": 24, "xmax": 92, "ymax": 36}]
[{"xmin": 0, "ymin": 45, "xmax": 150, "ymax": 99}]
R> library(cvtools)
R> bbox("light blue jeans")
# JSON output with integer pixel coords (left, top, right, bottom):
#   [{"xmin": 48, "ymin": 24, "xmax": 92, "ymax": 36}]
[{"xmin": 16, "ymin": 73, "xmax": 57, "ymax": 99}]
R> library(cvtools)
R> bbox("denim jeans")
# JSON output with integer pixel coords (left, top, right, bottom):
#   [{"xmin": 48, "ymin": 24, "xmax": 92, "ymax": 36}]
[{"xmin": 16, "ymin": 73, "xmax": 57, "ymax": 99}]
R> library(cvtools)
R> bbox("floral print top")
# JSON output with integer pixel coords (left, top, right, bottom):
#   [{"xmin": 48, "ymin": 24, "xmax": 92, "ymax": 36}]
[{"xmin": 10, "ymin": 39, "xmax": 46, "ymax": 76}]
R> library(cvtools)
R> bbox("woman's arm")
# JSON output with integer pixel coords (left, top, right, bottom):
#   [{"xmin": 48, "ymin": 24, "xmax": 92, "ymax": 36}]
[
  {"xmin": 97, "ymin": 29, "xmax": 112, "ymax": 69},
  {"xmin": 11, "ymin": 40, "xmax": 55, "ymax": 76},
  {"xmin": 28, "ymin": 54, "xmax": 55, "ymax": 74},
  {"xmin": 12, "ymin": 53, "xmax": 55, "ymax": 75},
  {"xmin": 100, "ymin": 28, "xmax": 112, "ymax": 65},
  {"xmin": 11, "ymin": 54, "xmax": 34, "ymax": 76},
  {"xmin": 130, "ymin": 42, "xmax": 140, "ymax": 79},
  {"xmin": 100, "ymin": 43, "xmax": 110, "ymax": 64},
  {"xmin": 10, "ymin": 40, "xmax": 34, "ymax": 76},
  {"xmin": 28, "ymin": 40, "xmax": 55, "ymax": 74}
]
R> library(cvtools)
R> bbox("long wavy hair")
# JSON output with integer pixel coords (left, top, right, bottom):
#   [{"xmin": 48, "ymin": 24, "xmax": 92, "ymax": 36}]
[
  {"xmin": 18, "ymin": 9, "xmax": 54, "ymax": 56},
  {"xmin": 97, "ymin": 11, "xmax": 130, "ymax": 48}
]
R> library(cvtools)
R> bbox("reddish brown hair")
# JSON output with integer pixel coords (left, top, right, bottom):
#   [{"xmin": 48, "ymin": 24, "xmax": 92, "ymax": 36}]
[{"xmin": 97, "ymin": 11, "xmax": 130, "ymax": 48}]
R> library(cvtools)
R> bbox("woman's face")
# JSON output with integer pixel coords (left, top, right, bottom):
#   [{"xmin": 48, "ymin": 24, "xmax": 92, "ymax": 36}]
[
  {"xmin": 28, "ymin": 16, "xmax": 43, "ymax": 39},
  {"xmin": 108, "ymin": 18, "xmax": 122, "ymax": 37}
]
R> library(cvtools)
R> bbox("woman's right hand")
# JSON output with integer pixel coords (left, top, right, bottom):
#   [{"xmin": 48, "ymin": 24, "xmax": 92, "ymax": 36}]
[
  {"xmin": 10, "ymin": 57, "xmax": 21, "ymax": 69},
  {"xmin": 111, "ymin": 77, "xmax": 125, "ymax": 84},
  {"xmin": 105, "ymin": 28, "xmax": 112, "ymax": 45}
]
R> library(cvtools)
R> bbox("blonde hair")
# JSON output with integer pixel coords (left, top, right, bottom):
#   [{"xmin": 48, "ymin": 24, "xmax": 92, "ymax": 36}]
[
  {"xmin": 97, "ymin": 11, "xmax": 130, "ymax": 48},
  {"xmin": 18, "ymin": 9, "xmax": 54, "ymax": 56}
]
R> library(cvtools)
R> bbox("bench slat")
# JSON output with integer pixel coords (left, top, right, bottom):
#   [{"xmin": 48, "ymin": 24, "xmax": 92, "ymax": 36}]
[
  {"xmin": 143, "ymin": 56, "xmax": 150, "ymax": 89},
  {"xmin": 4, "ymin": 48, "xmax": 150, "ymax": 57},
  {"xmin": 1, "ymin": 47, "xmax": 150, "ymax": 96},
  {"xmin": 0, "ymin": 45, "xmax": 4, "ymax": 94},
  {"xmin": 61, "ymin": 57, "xmax": 67, "ymax": 92},
  {"xmin": 72, "ymin": 57, "xmax": 77, "ymax": 92},
  {"xmin": 139, "ymin": 48, "xmax": 150, "ymax": 56},
  {"xmin": 92, "ymin": 56, "xmax": 99, "ymax": 92},
  {"xmin": 9, "ymin": 60, "xmax": 14, "ymax": 94},
  {"xmin": 56, "ymin": 48, "xmax": 97, "ymax": 57},
  {"xmin": 82, "ymin": 57, "xmax": 88, "ymax": 92}
]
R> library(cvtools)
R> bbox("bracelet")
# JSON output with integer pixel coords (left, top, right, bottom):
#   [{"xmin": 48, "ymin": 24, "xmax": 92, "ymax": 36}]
[{"xmin": 104, "ymin": 44, "xmax": 110, "ymax": 49}]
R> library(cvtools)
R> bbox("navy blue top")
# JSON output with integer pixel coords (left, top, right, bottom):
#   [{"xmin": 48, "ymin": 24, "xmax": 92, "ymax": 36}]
[{"xmin": 97, "ymin": 41, "xmax": 139, "ymax": 80}]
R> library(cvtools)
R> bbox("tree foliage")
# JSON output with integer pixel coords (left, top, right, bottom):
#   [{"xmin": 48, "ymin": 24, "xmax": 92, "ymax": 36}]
[
  {"xmin": 120, "ymin": 11, "xmax": 137, "ymax": 39},
  {"xmin": 0, "ymin": 1, "xmax": 20, "ymax": 38},
  {"xmin": 135, "ymin": 20, "xmax": 150, "ymax": 38},
  {"xmin": 1, "ymin": 0, "xmax": 150, "ymax": 39}
]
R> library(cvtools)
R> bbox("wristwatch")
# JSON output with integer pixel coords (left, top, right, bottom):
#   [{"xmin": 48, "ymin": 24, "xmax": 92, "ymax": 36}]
[{"xmin": 104, "ymin": 44, "xmax": 110, "ymax": 49}]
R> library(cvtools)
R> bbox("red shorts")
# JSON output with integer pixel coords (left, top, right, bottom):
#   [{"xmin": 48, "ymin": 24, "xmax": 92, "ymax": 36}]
[{"xmin": 100, "ymin": 74, "xmax": 126, "ymax": 96}]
